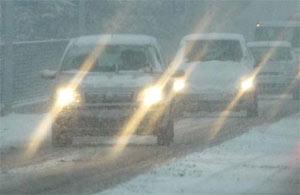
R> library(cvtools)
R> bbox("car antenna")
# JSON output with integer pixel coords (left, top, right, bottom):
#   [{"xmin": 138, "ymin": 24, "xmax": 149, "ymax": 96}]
[
  {"xmin": 150, "ymin": 65, "xmax": 153, "ymax": 73},
  {"xmin": 114, "ymin": 64, "xmax": 119, "ymax": 73}
]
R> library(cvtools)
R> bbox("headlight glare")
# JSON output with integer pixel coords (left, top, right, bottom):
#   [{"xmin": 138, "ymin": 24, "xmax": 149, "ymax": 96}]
[
  {"xmin": 241, "ymin": 77, "xmax": 255, "ymax": 92},
  {"xmin": 56, "ymin": 87, "xmax": 80, "ymax": 107},
  {"xmin": 142, "ymin": 86, "xmax": 163, "ymax": 106},
  {"xmin": 173, "ymin": 78, "xmax": 185, "ymax": 92}
]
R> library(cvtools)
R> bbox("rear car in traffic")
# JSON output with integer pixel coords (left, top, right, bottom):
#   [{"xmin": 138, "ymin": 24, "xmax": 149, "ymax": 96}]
[
  {"xmin": 247, "ymin": 41, "xmax": 299, "ymax": 99},
  {"xmin": 255, "ymin": 21, "xmax": 300, "ymax": 63},
  {"xmin": 175, "ymin": 33, "xmax": 258, "ymax": 117}
]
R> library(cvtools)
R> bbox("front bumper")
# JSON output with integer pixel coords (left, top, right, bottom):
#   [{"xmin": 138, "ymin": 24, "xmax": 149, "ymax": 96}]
[
  {"xmin": 55, "ymin": 103, "xmax": 171, "ymax": 136},
  {"xmin": 175, "ymin": 92, "xmax": 254, "ymax": 112},
  {"xmin": 256, "ymin": 75, "xmax": 295, "ymax": 95},
  {"xmin": 257, "ymin": 82, "xmax": 292, "ymax": 94},
  {"xmin": 257, "ymin": 77, "xmax": 298, "ymax": 95}
]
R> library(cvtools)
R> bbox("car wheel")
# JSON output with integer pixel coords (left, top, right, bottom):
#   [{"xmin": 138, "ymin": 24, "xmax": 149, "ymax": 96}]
[
  {"xmin": 292, "ymin": 86, "xmax": 300, "ymax": 100},
  {"xmin": 246, "ymin": 106, "xmax": 258, "ymax": 117},
  {"xmin": 157, "ymin": 119, "xmax": 174, "ymax": 146},
  {"xmin": 52, "ymin": 118, "xmax": 72, "ymax": 147},
  {"xmin": 246, "ymin": 93, "xmax": 258, "ymax": 118}
]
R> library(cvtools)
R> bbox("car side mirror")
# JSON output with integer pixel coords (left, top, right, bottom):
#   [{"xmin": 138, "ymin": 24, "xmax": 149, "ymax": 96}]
[
  {"xmin": 41, "ymin": 69, "xmax": 57, "ymax": 79},
  {"xmin": 173, "ymin": 69, "xmax": 185, "ymax": 77}
]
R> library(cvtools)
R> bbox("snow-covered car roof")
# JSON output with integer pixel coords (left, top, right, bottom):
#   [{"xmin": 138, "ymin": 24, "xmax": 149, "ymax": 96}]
[
  {"xmin": 181, "ymin": 33, "xmax": 245, "ymax": 43},
  {"xmin": 256, "ymin": 21, "xmax": 300, "ymax": 27},
  {"xmin": 247, "ymin": 41, "xmax": 292, "ymax": 48},
  {"xmin": 72, "ymin": 34, "xmax": 158, "ymax": 46}
]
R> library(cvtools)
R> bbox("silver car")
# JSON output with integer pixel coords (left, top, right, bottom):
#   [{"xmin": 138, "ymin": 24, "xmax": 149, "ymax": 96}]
[
  {"xmin": 41, "ymin": 34, "xmax": 182, "ymax": 146},
  {"xmin": 247, "ymin": 41, "xmax": 299, "ymax": 99}
]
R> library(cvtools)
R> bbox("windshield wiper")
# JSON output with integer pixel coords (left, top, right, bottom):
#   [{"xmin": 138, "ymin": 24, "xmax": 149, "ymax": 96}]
[
  {"xmin": 93, "ymin": 65, "xmax": 115, "ymax": 72},
  {"xmin": 114, "ymin": 64, "xmax": 119, "ymax": 73}
]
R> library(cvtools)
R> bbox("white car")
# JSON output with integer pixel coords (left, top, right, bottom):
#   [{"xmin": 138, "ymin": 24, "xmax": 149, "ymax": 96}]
[
  {"xmin": 247, "ymin": 41, "xmax": 299, "ymax": 99},
  {"xmin": 175, "ymin": 33, "xmax": 258, "ymax": 117},
  {"xmin": 42, "ymin": 34, "xmax": 180, "ymax": 146},
  {"xmin": 255, "ymin": 21, "xmax": 300, "ymax": 63}
]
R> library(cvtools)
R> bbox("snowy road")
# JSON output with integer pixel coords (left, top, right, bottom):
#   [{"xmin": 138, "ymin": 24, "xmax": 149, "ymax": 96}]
[
  {"xmin": 100, "ymin": 113, "xmax": 300, "ymax": 195},
  {"xmin": 0, "ymin": 97, "xmax": 299, "ymax": 194}
]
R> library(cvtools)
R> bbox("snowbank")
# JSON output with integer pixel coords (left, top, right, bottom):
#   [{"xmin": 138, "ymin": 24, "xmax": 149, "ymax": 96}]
[
  {"xmin": 181, "ymin": 33, "xmax": 245, "ymax": 43},
  {"xmin": 75, "ymin": 34, "xmax": 157, "ymax": 46},
  {"xmin": 99, "ymin": 113, "xmax": 300, "ymax": 195},
  {"xmin": 0, "ymin": 113, "xmax": 46, "ymax": 150}
]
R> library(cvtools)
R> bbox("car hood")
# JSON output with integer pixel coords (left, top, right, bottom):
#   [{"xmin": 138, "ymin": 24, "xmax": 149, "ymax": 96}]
[
  {"xmin": 57, "ymin": 71, "xmax": 157, "ymax": 91},
  {"xmin": 293, "ymin": 48, "xmax": 300, "ymax": 63},
  {"xmin": 180, "ymin": 61, "xmax": 250, "ymax": 93},
  {"xmin": 259, "ymin": 61, "xmax": 297, "ymax": 75}
]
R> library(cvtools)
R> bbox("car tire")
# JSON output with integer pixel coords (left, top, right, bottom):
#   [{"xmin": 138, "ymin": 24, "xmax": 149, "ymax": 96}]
[
  {"xmin": 157, "ymin": 119, "xmax": 174, "ymax": 146},
  {"xmin": 52, "ymin": 118, "xmax": 72, "ymax": 147},
  {"xmin": 246, "ymin": 92, "xmax": 258, "ymax": 118},
  {"xmin": 246, "ymin": 105, "xmax": 258, "ymax": 117},
  {"xmin": 292, "ymin": 86, "xmax": 300, "ymax": 100}
]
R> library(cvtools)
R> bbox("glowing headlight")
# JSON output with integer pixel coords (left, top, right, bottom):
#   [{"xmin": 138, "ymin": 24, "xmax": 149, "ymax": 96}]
[
  {"xmin": 143, "ymin": 86, "xmax": 163, "ymax": 106},
  {"xmin": 173, "ymin": 78, "xmax": 185, "ymax": 92},
  {"xmin": 241, "ymin": 77, "xmax": 255, "ymax": 92},
  {"xmin": 56, "ymin": 87, "xmax": 80, "ymax": 107}
]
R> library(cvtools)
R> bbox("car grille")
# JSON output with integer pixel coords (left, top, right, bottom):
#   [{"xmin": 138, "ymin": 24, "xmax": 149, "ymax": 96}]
[
  {"xmin": 85, "ymin": 93, "xmax": 135, "ymax": 103},
  {"xmin": 84, "ymin": 88, "xmax": 137, "ymax": 103},
  {"xmin": 260, "ymin": 83, "xmax": 287, "ymax": 88},
  {"xmin": 259, "ymin": 72, "xmax": 280, "ymax": 76},
  {"xmin": 258, "ymin": 83, "xmax": 288, "ymax": 94}
]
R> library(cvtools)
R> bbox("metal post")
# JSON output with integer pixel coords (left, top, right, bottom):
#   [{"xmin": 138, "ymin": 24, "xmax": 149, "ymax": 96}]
[
  {"xmin": 1, "ymin": 0, "xmax": 14, "ymax": 115},
  {"xmin": 78, "ymin": 0, "xmax": 86, "ymax": 36}
]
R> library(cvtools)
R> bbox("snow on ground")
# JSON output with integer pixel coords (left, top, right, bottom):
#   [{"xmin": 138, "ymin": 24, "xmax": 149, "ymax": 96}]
[
  {"xmin": 99, "ymin": 113, "xmax": 300, "ymax": 195},
  {"xmin": 0, "ymin": 113, "xmax": 46, "ymax": 150}
]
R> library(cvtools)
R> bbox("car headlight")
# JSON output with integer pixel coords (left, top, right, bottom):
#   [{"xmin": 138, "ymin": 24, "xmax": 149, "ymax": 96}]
[
  {"xmin": 56, "ymin": 87, "xmax": 80, "ymax": 107},
  {"xmin": 240, "ymin": 77, "xmax": 255, "ymax": 92},
  {"xmin": 173, "ymin": 78, "xmax": 185, "ymax": 92},
  {"xmin": 142, "ymin": 86, "xmax": 163, "ymax": 106}
]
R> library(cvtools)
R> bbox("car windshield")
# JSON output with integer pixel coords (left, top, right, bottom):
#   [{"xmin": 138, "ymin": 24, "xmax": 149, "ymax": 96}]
[
  {"xmin": 61, "ymin": 45, "xmax": 153, "ymax": 72},
  {"xmin": 255, "ymin": 26, "xmax": 300, "ymax": 47},
  {"xmin": 184, "ymin": 40, "xmax": 243, "ymax": 62},
  {"xmin": 250, "ymin": 46, "xmax": 293, "ymax": 62}
]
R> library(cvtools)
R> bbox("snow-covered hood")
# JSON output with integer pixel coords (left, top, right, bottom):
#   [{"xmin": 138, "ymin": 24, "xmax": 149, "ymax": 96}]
[
  {"xmin": 257, "ymin": 60, "xmax": 298, "ymax": 83},
  {"xmin": 259, "ymin": 60, "xmax": 297, "ymax": 75},
  {"xmin": 293, "ymin": 48, "xmax": 300, "ymax": 63},
  {"xmin": 57, "ymin": 71, "xmax": 157, "ymax": 91},
  {"xmin": 180, "ymin": 61, "xmax": 250, "ymax": 94}
]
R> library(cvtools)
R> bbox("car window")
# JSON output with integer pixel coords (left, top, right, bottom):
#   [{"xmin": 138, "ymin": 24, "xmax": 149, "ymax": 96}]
[
  {"xmin": 255, "ymin": 26, "xmax": 300, "ymax": 47},
  {"xmin": 250, "ymin": 46, "xmax": 293, "ymax": 62},
  {"xmin": 154, "ymin": 48, "xmax": 163, "ymax": 65},
  {"xmin": 184, "ymin": 40, "xmax": 243, "ymax": 62},
  {"xmin": 147, "ymin": 46, "xmax": 163, "ymax": 69},
  {"xmin": 61, "ymin": 44, "xmax": 154, "ymax": 72}
]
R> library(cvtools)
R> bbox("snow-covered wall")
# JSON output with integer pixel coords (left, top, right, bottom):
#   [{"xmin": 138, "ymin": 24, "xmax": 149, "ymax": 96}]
[{"xmin": 233, "ymin": 0, "xmax": 299, "ymax": 41}]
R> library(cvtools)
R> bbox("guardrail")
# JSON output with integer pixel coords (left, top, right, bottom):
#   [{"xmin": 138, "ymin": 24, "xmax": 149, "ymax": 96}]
[{"xmin": 1, "ymin": 39, "xmax": 69, "ymax": 114}]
